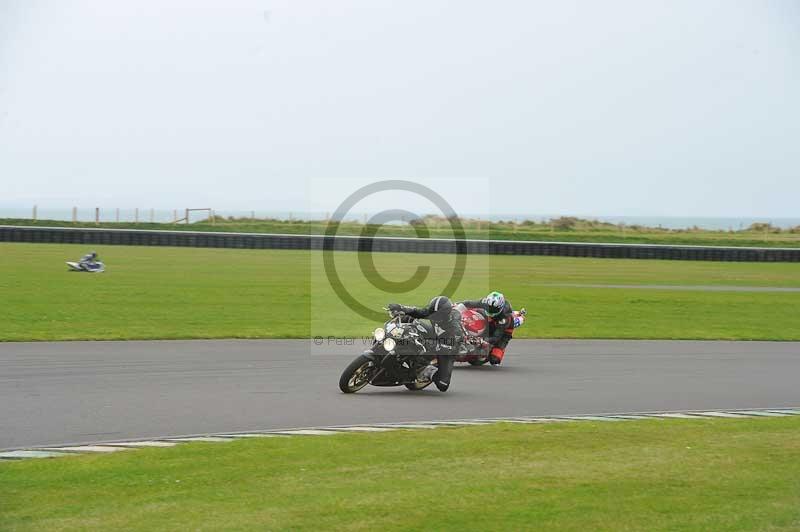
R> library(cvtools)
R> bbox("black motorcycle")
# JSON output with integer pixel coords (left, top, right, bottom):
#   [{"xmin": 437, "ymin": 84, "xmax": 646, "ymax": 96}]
[{"xmin": 338, "ymin": 310, "xmax": 441, "ymax": 393}]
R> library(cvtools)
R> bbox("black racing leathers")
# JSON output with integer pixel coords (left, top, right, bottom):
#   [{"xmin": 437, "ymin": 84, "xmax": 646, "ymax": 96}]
[
  {"xmin": 459, "ymin": 299, "xmax": 514, "ymax": 351},
  {"xmin": 394, "ymin": 305, "xmax": 462, "ymax": 391}
]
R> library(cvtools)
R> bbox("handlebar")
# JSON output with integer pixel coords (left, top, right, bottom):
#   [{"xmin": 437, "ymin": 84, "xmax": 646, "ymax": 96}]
[{"xmin": 383, "ymin": 308, "xmax": 406, "ymax": 320}]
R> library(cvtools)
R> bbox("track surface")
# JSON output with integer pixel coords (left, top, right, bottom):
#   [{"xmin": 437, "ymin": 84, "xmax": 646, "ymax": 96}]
[{"xmin": 2, "ymin": 339, "xmax": 799, "ymax": 450}]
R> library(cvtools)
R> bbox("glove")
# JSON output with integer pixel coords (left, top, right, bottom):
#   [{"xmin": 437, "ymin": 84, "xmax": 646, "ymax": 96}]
[{"xmin": 387, "ymin": 303, "xmax": 402, "ymax": 312}]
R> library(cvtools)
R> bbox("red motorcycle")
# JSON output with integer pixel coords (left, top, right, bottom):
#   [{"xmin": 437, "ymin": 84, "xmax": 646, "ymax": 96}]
[
  {"xmin": 455, "ymin": 304, "xmax": 491, "ymax": 366},
  {"xmin": 454, "ymin": 303, "xmax": 527, "ymax": 366},
  {"xmin": 456, "ymin": 303, "xmax": 528, "ymax": 366}
]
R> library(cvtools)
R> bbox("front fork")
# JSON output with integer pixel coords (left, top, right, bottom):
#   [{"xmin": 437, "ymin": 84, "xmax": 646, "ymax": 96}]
[{"xmin": 362, "ymin": 343, "xmax": 387, "ymax": 384}]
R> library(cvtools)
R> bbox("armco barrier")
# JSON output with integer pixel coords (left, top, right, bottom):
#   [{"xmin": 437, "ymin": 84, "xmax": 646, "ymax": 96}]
[{"xmin": 1, "ymin": 225, "xmax": 799, "ymax": 262}]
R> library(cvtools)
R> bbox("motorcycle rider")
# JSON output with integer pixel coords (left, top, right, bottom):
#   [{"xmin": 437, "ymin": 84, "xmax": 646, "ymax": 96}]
[
  {"xmin": 387, "ymin": 295, "xmax": 462, "ymax": 392},
  {"xmin": 79, "ymin": 251, "xmax": 99, "ymax": 269},
  {"xmin": 459, "ymin": 291, "xmax": 515, "ymax": 365}
]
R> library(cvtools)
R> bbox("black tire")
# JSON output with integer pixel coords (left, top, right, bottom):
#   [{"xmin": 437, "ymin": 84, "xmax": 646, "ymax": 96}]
[
  {"xmin": 339, "ymin": 355, "xmax": 377, "ymax": 393},
  {"xmin": 468, "ymin": 359, "xmax": 489, "ymax": 366},
  {"xmin": 404, "ymin": 380, "xmax": 433, "ymax": 391}
]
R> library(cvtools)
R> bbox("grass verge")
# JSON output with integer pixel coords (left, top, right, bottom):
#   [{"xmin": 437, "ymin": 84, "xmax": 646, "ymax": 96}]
[
  {"xmin": 2, "ymin": 243, "xmax": 799, "ymax": 341},
  {"xmin": 2, "ymin": 418, "xmax": 800, "ymax": 531}
]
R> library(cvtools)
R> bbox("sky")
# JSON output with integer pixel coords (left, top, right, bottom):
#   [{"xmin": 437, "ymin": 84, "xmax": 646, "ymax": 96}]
[{"xmin": 1, "ymin": 0, "xmax": 798, "ymax": 219}]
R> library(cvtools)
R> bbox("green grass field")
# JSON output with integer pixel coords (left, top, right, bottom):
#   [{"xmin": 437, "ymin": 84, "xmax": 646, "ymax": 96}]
[
  {"xmin": 2, "ymin": 418, "xmax": 799, "ymax": 531},
  {"xmin": 2, "ymin": 242, "xmax": 799, "ymax": 341}
]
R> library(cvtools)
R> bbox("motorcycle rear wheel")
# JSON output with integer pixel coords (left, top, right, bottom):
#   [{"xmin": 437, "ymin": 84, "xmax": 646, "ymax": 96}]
[
  {"xmin": 339, "ymin": 355, "xmax": 376, "ymax": 393},
  {"xmin": 468, "ymin": 359, "xmax": 489, "ymax": 366}
]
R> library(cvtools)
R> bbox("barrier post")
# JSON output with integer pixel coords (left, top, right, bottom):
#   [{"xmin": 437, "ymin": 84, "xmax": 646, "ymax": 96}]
[
  {"xmin": 185, "ymin": 208, "xmax": 189, "ymax": 224},
  {"xmin": 32, "ymin": 205, "xmax": 37, "ymax": 221},
  {"xmin": 72, "ymin": 207, "xmax": 77, "ymax": 223},
  {"xmin": 95, "ymin": 207, "xmax": 100, "ymax": 225},
  {"xmin": 135, "ymin": 208, "xmax": 139, "ymax": 223}
]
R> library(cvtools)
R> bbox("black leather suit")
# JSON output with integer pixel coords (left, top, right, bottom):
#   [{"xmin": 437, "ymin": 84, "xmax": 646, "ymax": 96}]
[{"xmin": 392, "ymin": 304, "xmax": 462, "ymax": 392}]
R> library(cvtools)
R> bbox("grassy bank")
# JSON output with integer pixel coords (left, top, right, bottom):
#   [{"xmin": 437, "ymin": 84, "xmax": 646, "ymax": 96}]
[
  {"xmin": 3, "ymin": 217, "xmax": 800, "ymax": 248},
  {"xmin": 2, "ymin": 418, "xmax": 800, "ymax": 531},
  {"xmin": 2, "ymin": 243, "xmax": 799, "ymax": 341}
]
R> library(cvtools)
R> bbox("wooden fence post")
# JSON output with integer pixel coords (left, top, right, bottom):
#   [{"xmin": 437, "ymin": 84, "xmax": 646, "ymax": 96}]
[
  {"xmin": 72, "ymin": 207, "xmax": 77, "ymax": 223},
  {"xmin": 32, "ymin": 205, "xmax": 37, "ymax": 221},
  {"xmin": 95, "ymin": 207, "xmax": 100, "ymax": 225}
]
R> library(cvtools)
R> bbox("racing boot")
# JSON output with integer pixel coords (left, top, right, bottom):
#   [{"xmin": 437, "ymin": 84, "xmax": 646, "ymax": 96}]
[
  {"xmin": 418, "ymin": 364, "xmax": 437, "ymax": 383},
  {"xmin": 433, "ymin": 356, "xmax": 454, "ymax": 392},
  {"xmin": 489, "ymin": 347, "xmax": 505, "ymax": 366}
]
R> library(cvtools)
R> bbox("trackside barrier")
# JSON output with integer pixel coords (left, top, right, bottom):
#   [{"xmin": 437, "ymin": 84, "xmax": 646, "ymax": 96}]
[{"xmin": 1, "ymin": 225, "xmax": 798, "ymax": 262}]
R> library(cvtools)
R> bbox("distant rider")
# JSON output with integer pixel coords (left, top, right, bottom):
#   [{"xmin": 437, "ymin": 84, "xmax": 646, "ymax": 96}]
[
  {"xmin": 79, "ymin": 251, "xmax": 99, "ymax": 269},
  {"xmin": 387, "ymin": 296, "xmax": 463, "ymax": 392},
  {"xmin": 459, "ymin": 291, "xmax": 516, "ymax": 365}
]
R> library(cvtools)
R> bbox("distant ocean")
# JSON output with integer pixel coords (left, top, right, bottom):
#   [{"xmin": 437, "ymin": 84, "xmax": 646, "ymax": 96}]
[{"xmin": 1, "ymin": 206, "xmax": 798, "ymax": 231}]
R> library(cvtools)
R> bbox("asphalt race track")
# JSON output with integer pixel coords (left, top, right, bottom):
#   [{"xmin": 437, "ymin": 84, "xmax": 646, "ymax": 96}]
[{"xmin": 2, "ymin": 339, "xmax": 798, "ymax": 450}]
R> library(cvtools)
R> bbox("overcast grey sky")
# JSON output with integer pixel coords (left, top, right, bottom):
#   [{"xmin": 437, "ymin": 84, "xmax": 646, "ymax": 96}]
[{"xmin": 1, "ymin": 0, "xmax": 798, "ymax": 218}]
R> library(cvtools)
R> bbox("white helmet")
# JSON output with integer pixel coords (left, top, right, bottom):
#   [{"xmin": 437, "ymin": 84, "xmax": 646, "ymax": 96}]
[{"xmin": 482, "ymin": 291, "xmax": 505, "ymax": 316}]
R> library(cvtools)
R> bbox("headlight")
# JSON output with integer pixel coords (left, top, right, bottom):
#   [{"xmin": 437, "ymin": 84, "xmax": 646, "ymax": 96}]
[
  {"xmin": 374, "ymin": 328, "xmax": 386, "ymax": 341},
  {"xmin": 383, "ymin": 338, "xmax": 396, "ymax": 351}
]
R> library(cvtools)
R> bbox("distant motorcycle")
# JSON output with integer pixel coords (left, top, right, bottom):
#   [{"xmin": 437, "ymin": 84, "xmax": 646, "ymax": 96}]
[
  {"xmin": 66, "ymin": 260, "xmax": 106, "ymax": 273},
  {"xmin": 454, "ymin": 303, "xmax": 526, "ymax": 366},
  {"xmin": 339, "ymin": 309, "xmax": 444, "ymax": 393}
]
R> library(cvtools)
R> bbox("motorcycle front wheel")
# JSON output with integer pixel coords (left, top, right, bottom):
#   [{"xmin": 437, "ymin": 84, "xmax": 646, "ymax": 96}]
[
  {"xmin": 468, "ymin": 359, "xmax": 489, "ymax": 366},
  {"xmin": 339, "ymin": 355, "xmax": 377, "ymax": 393}
]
